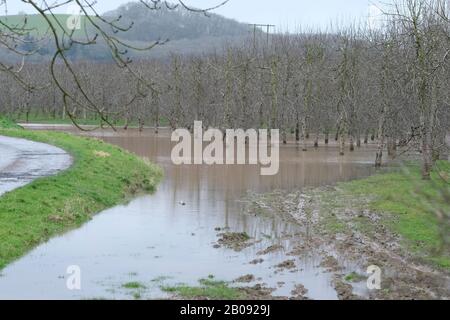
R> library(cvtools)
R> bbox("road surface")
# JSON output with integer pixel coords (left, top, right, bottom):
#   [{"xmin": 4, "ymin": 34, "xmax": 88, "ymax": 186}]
[{"xmin": 0, "ymin": 135, "xmax": 72, "ymax": 197}]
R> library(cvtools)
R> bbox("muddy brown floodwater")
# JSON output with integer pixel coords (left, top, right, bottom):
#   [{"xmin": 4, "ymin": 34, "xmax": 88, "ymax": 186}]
[{"xmin": 0, "ymin": 126, "xmax": 383, "ymax": 300}]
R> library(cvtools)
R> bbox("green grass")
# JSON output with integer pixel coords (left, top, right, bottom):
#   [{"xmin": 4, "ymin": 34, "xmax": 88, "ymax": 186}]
[
  {"xmin": 161, "ymin": 278, "xmax": 245, "ymax": 300},
  {"xmin": 337, "ymin": 162, "xmax": 450, "ymax": 270},
  {"xmin": 0, "ymin": 14, "xmax": 91, "ymax": 38},
  {"xmin": 344, "ymin": 272, "xmax": 366, "ymax": 283},
  {"xmin": 323, "ymin": 214, "xmax": 348, "ymax": 234},
  {"xmin": 0, "ymin": 116, "xmax": 22, "ymax": 129},
  {"xmin": 122, "ymin": 282, "xmax": 146, "ymax": 290},
  {"xmin": 0, "ymin": 123, "xmax": 163, "ymax": 270}
]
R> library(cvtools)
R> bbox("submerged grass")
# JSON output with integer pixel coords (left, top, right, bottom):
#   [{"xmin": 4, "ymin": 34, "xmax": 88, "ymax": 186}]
[
  {"xmin": 122, "ymin": 282, "xmax": 146, "ymax": 290},
  {"xmin": 161, "ymin": 278, "xmax": 245, "ymax": 300},
  {"xmin": 344, "ymin": 272, "xmax": 366, "ymax": 283},
  {"xmin": 0, "ymin": 124, "xmax": 163, "ymax": 270}
]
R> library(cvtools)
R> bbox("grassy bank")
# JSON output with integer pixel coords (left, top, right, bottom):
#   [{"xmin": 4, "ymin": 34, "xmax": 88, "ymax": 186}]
[
  {"xmin": 0, "ymin": 123, "xmax": 162, "ymax": 269},
  {"xmin": 0, "ymin": 116, "xmax": 22, "ymax": 129},
  {"xmin": 316, "ymin": 161, "xmax": 450, "ymax": 270}
]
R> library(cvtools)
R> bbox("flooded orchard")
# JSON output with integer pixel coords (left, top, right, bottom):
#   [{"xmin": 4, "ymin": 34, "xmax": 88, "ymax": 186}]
[{"xmin": 0, "ymin": 127, "xmax": 382, "ymax": 300}]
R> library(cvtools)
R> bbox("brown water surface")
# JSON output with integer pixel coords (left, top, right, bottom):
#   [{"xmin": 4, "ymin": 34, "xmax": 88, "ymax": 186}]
[{"xmin": 0, "ymin": 127, "xmax": 383, "ymax": 299}]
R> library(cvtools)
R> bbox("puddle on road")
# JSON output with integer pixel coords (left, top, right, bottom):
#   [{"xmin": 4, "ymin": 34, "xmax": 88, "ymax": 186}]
[{"xmin": 0, "ymin": 128, "xmax": 380, "ymax": 300}]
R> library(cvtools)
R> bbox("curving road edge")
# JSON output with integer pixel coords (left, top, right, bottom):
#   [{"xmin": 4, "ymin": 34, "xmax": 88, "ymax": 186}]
[{"xmin": 0, "ymin": 135, "xmax": 73, "ymax": 197}]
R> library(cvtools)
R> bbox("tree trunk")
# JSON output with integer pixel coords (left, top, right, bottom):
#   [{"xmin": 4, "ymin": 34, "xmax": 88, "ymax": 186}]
[
  {"xmin": 387, "ymin": 137, "xmax": 397, "ymax": 159},
  {"xmin": 375, "ymin": 150, "xmax": 383, "ymax": 168},
  {"xmin": 62, "ymin": 104, "xmax": 66, "ymax": 120},
  {"xmin": 302, "ymin": 119, "xmax": 308, "ymax": 152},
  {"xmin": 314, "ymin": 132, "xmax": 319, "ymax": 148},
  {"xmin": 339, "ymin": 133, "xmax": 345, "ymax": 156},
  {"xmin": 349, "ymin": 135, "xmax": 355, "ymax": 152},
  {"xmin": 375, "ymin": 135, "xmax": 385, "ymax": 168},
  {"xmin": 437, "ymin": 134, "xmax": 449, "ymax": 160},
  {"xmin": 420, "ymin": 82, "xmax": 435, "ymax": 180},
  {"xmin": 364, "ymin": 130, "xmax": 369, "ymax": 144},
  {"xmin": 154, "ymin": 113, "xmax": 160, "ymax": 134},
  {"xmin": 334, "ymin": 121, "xmax": 340, "ymax": 142},
  {"xmin": 439, "ymin": 147, "xmax": 449, "ymax": 161},
  {"xmin": 325, "ymin": 132, "xmax": 329, "ymax": 145},
  {"xmin": 422, "ymin": 130, "xmax": 433, "ymax": 180},
  {"xmin": 375, "ymin": 110, "xmax": 386, "ymax": 168}
]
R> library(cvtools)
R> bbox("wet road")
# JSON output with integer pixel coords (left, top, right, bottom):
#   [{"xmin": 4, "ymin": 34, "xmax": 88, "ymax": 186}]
[{"xmin": 0, "ymin": 135, "xmax": 72, "ymax": 197}]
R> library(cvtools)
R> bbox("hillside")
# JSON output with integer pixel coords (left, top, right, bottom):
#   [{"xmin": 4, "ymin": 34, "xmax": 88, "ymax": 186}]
[
  {"xmin": 104, "ymin": 2, "xmax": 251, "ymax": 42},
  {"xmin": 0, "ymin": 2, "xmax": 252, "ymax": 60},
  {"xmin": 0, "ymin": 14, "xmax": 89, "ymax": 38}
]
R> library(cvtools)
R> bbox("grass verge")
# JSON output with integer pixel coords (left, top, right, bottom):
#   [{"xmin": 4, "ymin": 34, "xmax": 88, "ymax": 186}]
[
  {"xmin": 317, "ymin": 161, "xmax": 450, "ymax": 270},
  {"xmin": 0, "ymin": 124, "xmax": 162, "ymax": 270},
  {"xmin": 0, "ymin": 116, "xmax": 22, "ymax": 129}
]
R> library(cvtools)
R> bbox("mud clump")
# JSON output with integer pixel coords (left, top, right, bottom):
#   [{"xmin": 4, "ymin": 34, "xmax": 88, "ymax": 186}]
[
  {"xmin": 215, "ymin": 232, "xmax": 253, "ymax": 251},
  {"xmin": 275, "ymin": 260, "xmax": 296, "ymax": 270},
  {"xmin": 257, "ymin": 244, "xmax": 283, "ymax": 256},
  {"xmin": 249, "ymin": 258, "xmax": 264, "ymax": 265},
  {"xmin": 234, "ymin": 274, "xmax": 255, "ymax": 283},
  {"xmin": 320, "ymin": 256, "xmax": 342, "ymax": 272},
  {"xmin": 290, "ymin": 284, "xmax": 309, "ymax": 300},
  {"xmin": 333, "ymin": 277, "xmax": 359, "ymax": 300},
  {"xmin": 214, "ymin": 227, "xmax": 230, "ymax": 232},
  {"xmin": 239, "ymin": 284, "xmax": 277, "ymax": 300},
  {"xmin": 287, "ymin": 241, "xmax": 320, "ymax": 256}
]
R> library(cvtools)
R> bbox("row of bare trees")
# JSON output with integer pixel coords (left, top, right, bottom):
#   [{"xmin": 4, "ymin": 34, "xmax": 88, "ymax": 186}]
[{"xmin": 0, "ymin": 0, "xmax": 449, "ymax": 179}]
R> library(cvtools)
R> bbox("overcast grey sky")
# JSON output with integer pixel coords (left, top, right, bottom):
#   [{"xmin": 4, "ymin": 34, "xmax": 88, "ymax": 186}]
[{"xmin": 4, "ymin": 0, "xmax": 384, "ymax": 31}]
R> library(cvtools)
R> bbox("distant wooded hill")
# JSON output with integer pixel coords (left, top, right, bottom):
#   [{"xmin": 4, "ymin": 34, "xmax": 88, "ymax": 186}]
[
  {"xmin": 105, "ymin": 2, "xmax": 251, "ymax": 42},
  {"xmin": 0, "ymin": 1, "xmax": 254, "ymax": 61}
]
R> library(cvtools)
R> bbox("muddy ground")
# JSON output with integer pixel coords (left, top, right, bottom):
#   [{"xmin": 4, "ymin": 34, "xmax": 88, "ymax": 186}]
[{"xmin": 216, "ymin": 188, "xmax": 450, "ymax": 300}]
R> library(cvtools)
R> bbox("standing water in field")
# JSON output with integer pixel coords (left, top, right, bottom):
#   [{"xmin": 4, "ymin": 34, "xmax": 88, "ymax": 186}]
[{"xmin": 0, "ymin": 127, "xmax": 381, "ymax": 300}]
